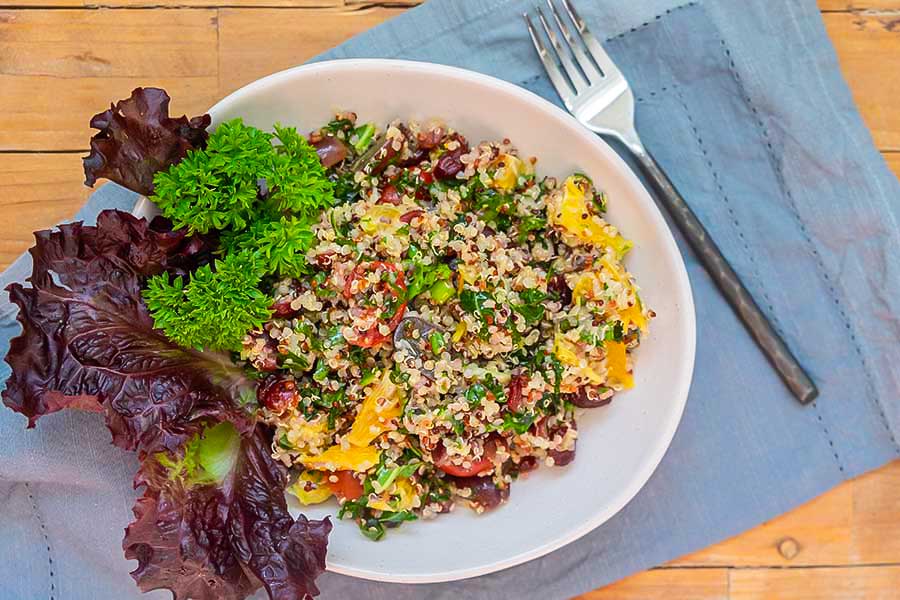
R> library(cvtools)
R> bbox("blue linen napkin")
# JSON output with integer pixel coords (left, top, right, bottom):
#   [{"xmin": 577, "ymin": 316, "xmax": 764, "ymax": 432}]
[{"xmin": 2, "ymin": 1, "xmax": 898, "ymax": 599}]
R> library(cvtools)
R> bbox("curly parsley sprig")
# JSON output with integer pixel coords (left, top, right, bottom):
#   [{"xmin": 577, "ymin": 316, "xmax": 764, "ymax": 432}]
[
  {"xmin": 152, "ymin": 119, "xmax": 333, "ymax": 234},
  {"xmin": 143, "ymin": 251, "xmax": 272, "ymax": 352},
  {"xmin": 143, "ymin": 119, "xmax": 337, "ymax": 352}
]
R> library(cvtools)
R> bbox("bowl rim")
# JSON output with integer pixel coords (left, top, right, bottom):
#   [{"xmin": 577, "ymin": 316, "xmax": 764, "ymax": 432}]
[{"xmin": 193, "ymin": 58, "xmax": 697, "ymax": 583}]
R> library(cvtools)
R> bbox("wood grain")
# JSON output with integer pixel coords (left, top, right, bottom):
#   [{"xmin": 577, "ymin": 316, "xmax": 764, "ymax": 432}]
[
  {"xmin": 819, "ymin": 0, "xmax": 900, "ymax": 10},
  {"xmin": 0, "ymin": 153, "xmax": 89, "ymax": 267},
  {"xmin": 217, "ymin": 7, "xmax": 404, "ymax": 97},
  {"xmin": 822, "ymin": 12, "xmax": 900, "ymax": 150},
  {"xmin": 0, "ymin": 9, "xmax": 219, "ymax": 150},
  {"xmin": 577, "ymin": 568, "xmax": 728, "ymax": 600},
  {"xmin": 729, "ymin": 566, "xmax": 900, "ymax": 600},
  {"xmin": 673, "ymin": 459, "xmax": 900, "ymax": 567}
]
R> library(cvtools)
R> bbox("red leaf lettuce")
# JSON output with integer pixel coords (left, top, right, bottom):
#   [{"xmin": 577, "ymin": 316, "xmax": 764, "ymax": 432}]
[
  {"xmin": 2, "ymin": 210, "xmax": 331, "ymax": 599},
  {"xmin": 83, "ymin": 88, "xmax": 212, "ymax": 196},
  {"xmin": 127, "ymin": 424, "xmax": 331, "ymax": 600}
]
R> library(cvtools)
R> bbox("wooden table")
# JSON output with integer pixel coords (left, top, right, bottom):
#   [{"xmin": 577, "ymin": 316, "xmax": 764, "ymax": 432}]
[{"xmin": 1, "ymin": 0, "xmax": 897, "ymax": 598}]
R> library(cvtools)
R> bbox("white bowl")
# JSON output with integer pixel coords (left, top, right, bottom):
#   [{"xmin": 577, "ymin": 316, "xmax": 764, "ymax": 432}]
[{"xmin": 134, "ymin": 59, "xmax": 696, "ymax": 584}]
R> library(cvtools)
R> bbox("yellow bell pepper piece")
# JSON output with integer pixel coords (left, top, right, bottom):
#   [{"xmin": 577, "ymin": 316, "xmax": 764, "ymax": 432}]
[
  {"xmin": 571, "ymin": 272, "xmax": 600, "ymax": 305},
  {"xmin": 600, "ymin": 258, "xmax": 648, "ymax": 333},
  {"xmin": 549, "ymin": 176, "xmax": 632, "ymax": 257},
  {"xmin": 619, "ymin": 303, "xmax": 648, "ymax": 333},
  {"xmin": 347, "ymin": 371, "xmax": 403, "ymax": 447},
  {"xmin": 288, "ymin": 471, "xmax": 333, "ymax": 506},
  {"xmin": 553, "ymin": 335, "xmax": 605, "ymax": 385},
  {"xmin": 452, "ymin": 320, "xmax": 467, "ymax": 343},
  {"xmin": 300, "ymin": 444, "xmax": 380, "ymax": 472},
  {"xmin": 491, "ymin": 154, "xmax": 530, "ymax": 191},
  {"xmin": 605, "ymin": 340, "xmax": 634, "ymax": 389}
]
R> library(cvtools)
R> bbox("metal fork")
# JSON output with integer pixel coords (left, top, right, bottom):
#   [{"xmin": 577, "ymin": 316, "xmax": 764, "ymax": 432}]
[{"xmin": 525, "ymin": 0, "xmax": 818, "ymax": 404}]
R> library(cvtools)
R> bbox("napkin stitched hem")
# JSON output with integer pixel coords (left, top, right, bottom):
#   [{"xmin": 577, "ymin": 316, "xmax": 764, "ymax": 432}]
[
  {"xmin": 670, "ymin": 85, "xmax": 851, "ymax": 473},
  {"xmin": 24, "ymin": 482, "xmax": 57, "ymax": 600},
  {"xmin": 715, "ymin": 37, "xmax": 900, "ymax": 457}
]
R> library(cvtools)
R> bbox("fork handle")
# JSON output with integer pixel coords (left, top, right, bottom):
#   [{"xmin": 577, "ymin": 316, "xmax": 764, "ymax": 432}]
[{"xmin": 627, "ymin": 143, "xmax": 818, "ymax": 405}]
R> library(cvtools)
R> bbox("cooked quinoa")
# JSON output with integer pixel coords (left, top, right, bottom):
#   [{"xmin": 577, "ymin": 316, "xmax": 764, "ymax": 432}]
[{"xmin": 244, "ymin": 112, "xmax": 653, "ymax": 540}]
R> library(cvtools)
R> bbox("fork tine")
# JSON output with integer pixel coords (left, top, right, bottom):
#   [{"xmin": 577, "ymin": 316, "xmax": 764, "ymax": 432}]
[
  {"xmin": 523, "ymin": 12, "xmax": 576, "ymax": 110},
  {"xmin": 561, "ymin": 0, "xmax": 621, "ymax": 78},
  {"xmin": 536, "ymin": 6, "xmax": 588, "ymax": 94},
  {"xmin": 545, "ymin": 0, "xmax": 603, "ymax": 83}
]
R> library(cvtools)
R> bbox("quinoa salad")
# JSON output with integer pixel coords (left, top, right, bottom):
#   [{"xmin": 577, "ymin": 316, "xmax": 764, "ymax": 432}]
[
  {"xmin": 247, "ymin": 112, "xmax": 654, "ymax": 540},
  {"xmin": 5, "ymin": 88, "xmax": 657, "ymax": 600}
]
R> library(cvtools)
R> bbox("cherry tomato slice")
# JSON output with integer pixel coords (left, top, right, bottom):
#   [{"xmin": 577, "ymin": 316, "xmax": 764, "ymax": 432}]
[
  {"xmin": 343, "ymin": 261, "xmax": 408, "ymax": 347},
  {"xmin": 437, "ymin": 456, "xmax": 494, "ymax": 477},
  {"xmin": 435, "ymin": 437, "xmax": 498, "ymax": 477},
  {"xmin": 327, "ymin": 471, "xmax": 364, "ymax": 501}
]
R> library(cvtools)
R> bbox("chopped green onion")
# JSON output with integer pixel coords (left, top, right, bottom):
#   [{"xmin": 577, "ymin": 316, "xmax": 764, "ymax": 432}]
[
  {"xmin": 429, "ymin": 331, "xmax": 445, "ymax": 355},
  {"xmin": 353, "ymin": 123, "xmax": 376, "ymax": 153},
  {"xmin": 373, "ymin": 461, "xmax": 421, "ymax": 494},
  {"xmin": 429, "ymin": 279, "xmax": 455, "ymax": 304}
]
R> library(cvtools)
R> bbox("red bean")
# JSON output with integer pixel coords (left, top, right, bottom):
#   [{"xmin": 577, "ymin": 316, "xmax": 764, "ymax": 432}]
[
  {"xmin": 270, "ymin": 298, "xmax": 298, "ymax": 318},
  {"xmin": 567, "ymin": 386, "xmax": 613, "ymax": 408},
  {"xmin": 257, "ymin": 377, "xmax": 299, "ymax": 413},
  {"xmin": 378, "ymin": 184, "xmax": 401, "ymax": 205},
  {"xmin": 548, "ymin": 273, "xmax": 572, "ymax": 306},
  {"xmin": 312, "ymin": 135, "xmax": 348, "ymax": 168},
  {"xmin": 433, "ymin": 148, "xmax": 465, "ymax": 180},
  {"xmin": 450, "ymin": 475, "xmax": 509, "ymax": 510},
  {"xmin": 548, "ymin": 447, "xmax": 576, "ymax": 466}
]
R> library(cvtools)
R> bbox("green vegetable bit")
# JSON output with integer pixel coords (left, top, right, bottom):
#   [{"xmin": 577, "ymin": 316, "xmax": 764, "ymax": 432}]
[
  {"xmin": 352, "ymin": 123, "xmax": 376, "ymax": 153},
  {"xmin": 429, "ymin": 279, "xmax": 455, "ymax": 304},
  {"xmin": 429, "ymin": 331, "xmax": 445, "ymax": 355}
]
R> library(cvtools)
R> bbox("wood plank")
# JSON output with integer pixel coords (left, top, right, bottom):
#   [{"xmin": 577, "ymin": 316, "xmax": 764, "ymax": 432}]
[
  {"xmin": 217, "ymin": 7, "xmax": 403, "ymax": 97},
  {"xmin": 851, "ymin": 457, "xmax": 900, "ymax": 564},
  {"xmin": 823, "ymin": 12, "xmax": 900, "ymax": 150},
  {"xmin": 884, "ymin": 151, "xmax": 900, "ymax": 178},
  {"xmin": 0, "ymin": 0, "xmax": 344, "ymax": 6},
  {"xmin": 729, "ymin": 566, "xmax": 900, "ymax": 600},
  {"xmin": 672, "ymin": 459, "xmax": 900, "ymax": 567},
  {"xmin": 672, "ymin": 477, "xmax": 855, "ymax": 567},
  {"xmin": 0, "ymin": 153, "xmax": 89, "ymax": 268},
  {"xmin": 0, "ymin": 9, "xmax": 218, "ymax": 151},
  {"xmin": 575, "ymin": 568, "xmax": 728, "ymax": 600},
  {"xmin": 819, "ymin": 0, "xmax": 900, "ymax": 10}
]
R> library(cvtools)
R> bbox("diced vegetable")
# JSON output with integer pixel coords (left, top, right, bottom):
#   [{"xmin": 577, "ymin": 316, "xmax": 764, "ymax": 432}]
[
  {"xmin": 429, "ymin": 279, "xmax": 455, "ymax": 304},
  {"xmin": 604, "ymin": 340, "xmax": 634, "ymax": 389},
  {"xmin": 288, "ymin": 471, "xmax": 333, "ymax": 506},
  {"xmin": 490, "ymin": 154, "xmax": 530, "ymax": 191},
  {"xmin": 548, "ymin": 175, "xmax": 632, "ymax": 258},
  {"xmin": 300, "ymin": 444, "xmax": 380, "ymax": 472},
  {"xmin": 347, "ymin": 371, "xmax": 403, "ymax": 447},
  {"xmin": 553, "ymin": 334, "xmax": 605, "ymax": 385}
]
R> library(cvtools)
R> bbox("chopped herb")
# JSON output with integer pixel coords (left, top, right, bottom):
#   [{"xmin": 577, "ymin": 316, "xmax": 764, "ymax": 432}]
[
  {"xmin": 459, "ymin": 289, "xmax": 494, "ymax": 318},
  {"xmin": 465, "ymin": 383, "xmax": 486, "ymax": 408},
  {"xmin": 312, "ymin": 359, "xmax": 329, "ymax": 383},
  {"xmin": 429, "ymin": 331, "xmax": 445, "ymax": 355},
  {"xmin": 516, "ymin": 215, "xmax": 547, "ymax": 243}
]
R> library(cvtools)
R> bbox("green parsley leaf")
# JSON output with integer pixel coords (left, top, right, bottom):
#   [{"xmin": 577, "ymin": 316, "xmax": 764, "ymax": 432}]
[{"xmin": 143, "ymin": 251, "xmax": 271, "ymax": 352}]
